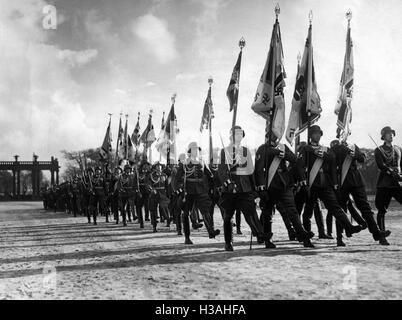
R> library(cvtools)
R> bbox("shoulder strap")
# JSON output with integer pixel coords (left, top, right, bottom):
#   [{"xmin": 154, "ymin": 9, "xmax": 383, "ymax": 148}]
[
  {"xmin": 267, "ymin": 143, "xmax": 285, "ymax": 188},
  {"xmin": 341, "ymin": 144, "xmax": 355, "ymax": 186}
]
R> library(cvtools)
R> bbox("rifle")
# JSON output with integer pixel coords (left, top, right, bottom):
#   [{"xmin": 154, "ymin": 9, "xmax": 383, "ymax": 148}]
[{"xmin": 368, "ymin": 134, "xmax": 402, "ymax": 187}]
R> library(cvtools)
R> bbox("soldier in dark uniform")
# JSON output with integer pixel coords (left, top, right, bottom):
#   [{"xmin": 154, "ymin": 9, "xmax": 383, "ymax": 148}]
[
  {"xmin": 149, "ymin": 162, "xmax": 170, "ymax": 232},
  {"xmin": 174, "ymin": 142, "xmax": 220, "ymax": 244},
  {"xmin": 332, "ymin": 140, "xmax": 391, "ymax": 246},
  {"xmin": 255, "ymin": 131, "xmax": 313, "ymax": 248},
  {"xmin": 82, "ymin": 168, "xmax": 95, "ymax": 223},
  {"xmin": 71, "ymin": 175, "xmax": 81, "ymax": 217},
  {"xmin": 168, "ymin": 162, "xmax": 183, "ymax": 235},
  {"xmin": 298, "ymin": 125, "xmax": 362, "ymax": 246},
  {"xmin": 89, "ymin": 167, "xmax": 107, "ymax": 225},
  {"xmin": 375, "ymin": 126, "xmax": 402, "ymax": 245},
  {"xmin": 218, "ymin": 126, "xmax": 271, "ymax": 251},
  {"xmin": 103, "ymin": 165, "xmax": 113, "ymax": 222},
  {"xmin": 110, "ymin": 167, "xmax": 122, "ymax": 223},
  {"xmin": 116, "ymin": 164, "xmax": 139, "ymax": 226},
  {"xmin": 136, "ymin": 162, "xmax": 152, "ymax": 224}
]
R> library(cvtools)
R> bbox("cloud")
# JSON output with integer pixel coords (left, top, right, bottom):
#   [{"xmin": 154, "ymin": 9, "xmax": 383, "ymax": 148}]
[
  {"xmin": 146, "ymin": 81, "xmax": 156, "ymax": 87},
  {"xmin": 57, "ymin": 49, "xmax": 98, "ymax": 67},
  {"xmin": 132, "ymin": 13, "xmax": 178, "ymax": 64},
  {"xmin": 0, "ymin": 0, "xmax": 97, "ymax": 163}
]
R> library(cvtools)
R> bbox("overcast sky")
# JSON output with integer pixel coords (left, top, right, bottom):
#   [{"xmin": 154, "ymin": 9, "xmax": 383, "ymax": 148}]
[{"xmin": 1, "ymin": 0, "xmax": 402, "ymax": 166}]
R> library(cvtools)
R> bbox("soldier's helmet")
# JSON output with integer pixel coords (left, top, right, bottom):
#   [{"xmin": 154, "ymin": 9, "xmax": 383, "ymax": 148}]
[
  {"xmin": 308, "ymin": 125, "xmax": 323, "ymax": 137},
  {"xmin": 381, "ymin": 126, "xmax": 396, "ymax": 140},
  {"xmin": 140, "ymin": 161, "xmax": 151, "ymax": 170},
  {"xmin": 330, "ymin": 140, "xmax": 340, "ymax": 148},
  {"xmin": 124, "ymin": 164, "xmax": 132, "ymax": 172},
  {"xmin": 230, "ymin": 125, "xmax": 245, "ymax": 137},
  {"xmin": 187, "ymin": 141, "xmax": 201, "ymax": 154},
  {"xmin": 152, "ymin": 161, "xmax": 163, "ymax": 170}
]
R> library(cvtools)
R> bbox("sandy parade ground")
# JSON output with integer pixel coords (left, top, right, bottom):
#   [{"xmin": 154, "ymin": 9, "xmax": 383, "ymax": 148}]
[{"xmin": 0, "ymin": 200, "xmax": 401, "ymax": 300}]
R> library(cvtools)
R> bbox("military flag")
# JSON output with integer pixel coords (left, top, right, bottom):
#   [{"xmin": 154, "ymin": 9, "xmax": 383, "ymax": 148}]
[
  {"xmin": 115, "ymin": 115, "xmax": 124, "ymax": 162},
  {"xmin": 140, "ymin": 112, "xmax": 156, "ymax": 148},
  {"xmin": 99, "ymin": 117, "xmax": 112, "ymax": 160},
  {"xmin": 156, "ymin": 101, "xmax": 179, "ymax": 161},
  {"xmin": 131, "ymin": 113, "xmax": 141, "ymax": 146},
  {"xmin": 285, "ymin": 22, "xmax": 322, "ymax": 145},
  {"xmin": 251, "ymin": 16, "xmax": 286, "ymax": 141},
  {"xmin": 335, "ymin": 15, "xmax": 354, "ymax": 142},
  {"xmin": 226, "ymin": 50, "xmax": 242, "ymax": 113},
  {"xmin": 200, "ymin": 86, "xmax": 214, "ymax": 132}
]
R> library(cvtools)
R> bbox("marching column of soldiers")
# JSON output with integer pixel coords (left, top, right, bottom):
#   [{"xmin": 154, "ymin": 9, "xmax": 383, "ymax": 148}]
[{"xmin": 42, "ymin": 125, "xmax": 400, "ymax": 251}]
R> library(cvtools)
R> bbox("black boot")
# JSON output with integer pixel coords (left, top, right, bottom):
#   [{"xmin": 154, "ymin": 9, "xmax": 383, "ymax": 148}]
[
  {"xmin": 265, "ymin": 240, "xmax": 276, "ymax": 249},
  {"xmin": 224, "ymin": 219, "xmax": 234, "ymax": 251},
  {"xmin": 337, "ymin": 239, "xmax": 346, "ymax": 247},
  {"xmin": 303, "ymin": 239, "xmax": 315, "ymax": 248}
]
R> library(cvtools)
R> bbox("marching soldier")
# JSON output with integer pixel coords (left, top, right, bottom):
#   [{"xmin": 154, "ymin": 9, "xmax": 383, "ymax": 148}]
[
  {"xmin": 168, "ymin": 162, "xmax": 183, "ymax": 235},
  {"xmin": 218, "ymin": 126, "xmax": 271, "ymax": 251},
  {"xmin": 374, "ymin": 126, "xmax": 402, "ymax": 245},
  {"xmin": 332, "ymin": 140, "xmax": 391, "ymax": 246},
  {"xmin": 116, "ymin": 164, "xmax": 139, "ymax": 227},
  {"xmin": 298, "ymin": 125, "xmax": 363, "ymax": 246},
  {"xmin": 82, "ymin": 168, "xmax": 95, "ymax": 224},
  {"xmin": 136, "ymin": 161, "xmax": 152, "ymax": 224},
  {"xmin": 149, "ymin": 162, "xmax": 170, "ymax": 232},
  {"xmin": 71, "ymin": 175, "xmax": 82, "ymax": 217},
  {"xmin": 174, "ymin": 142, "xmax": 220, "ymax": 244},
  {"xmin": 255, "ymin": 131, "xmax": 314, "ymax": 248},
  {"xmin": 110, "ymin": 167, "xmax": 122, "ymax": 223},
  {"xmin": 89, "ymin": 167, "xmax": 107, "ymax": 225},
  {"xmin": 103, "ymin": 165, "xmax": 113, "ymax": 222}
]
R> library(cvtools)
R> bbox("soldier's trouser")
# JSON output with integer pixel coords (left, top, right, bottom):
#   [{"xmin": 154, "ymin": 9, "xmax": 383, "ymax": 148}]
[
  {"xmin": 294, "ymin": 189, "xmax": 307, "ymax": 215},
  {"xmin": 170, "ymin": 194, "xmax": 182, "ymax": 234},
  {"xmin": 264, "ymin": 188, "xmax": 309, "ymax": 240},
  {"xmin": 303, "ymin": 187, "xmax": 355, "ymax": 234},
  {"xmin": 336, "ymin": 187, "xmax": 379, "ymax": 240},
  {"xmin": 181, "ymin": 193, "xmax": 214, "ymax": 239},
  {"xmin": 209, "ymin": 191, "xmax": 225, "ymax": 229},
  {"xmin": 220, "ymin": 192, "xmax": 265, "ymax": 245},
  {"xmin": 149, "ymin": 191, "xmax": 169, "ymax": 228},
  {"xmin": 274, "ymin": 203, "xmax": 295, "ymax": 235},
  {"xmin": 136, "ymin": 192, "xmax": 150, "ymax": 222},
  {"xmin": 375, "ymin": 187, "xmax": 402, "ymax": 231},
  {"xmin": 313, "ymin": 201, "xmax": 326, "ymax": 236},
  {"xmin": 119, "ymin": 195, "xmax": 136, "ymax": 225},
  {"xmin": 111, "ymin": 194, "xmax": 119, "ymax": 221},
  {"xmin": 90, "ymin": 194, "xmax": 106, "ymax": 223}
]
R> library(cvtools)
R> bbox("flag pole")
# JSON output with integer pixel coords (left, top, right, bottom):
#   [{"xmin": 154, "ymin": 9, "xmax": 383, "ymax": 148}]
[
  {"xmin": 125, "ymin": 114, "xmax": 129, "ymax": 161},
  {"xmin": 149, "ymin": 109, "xmax": 153, "ymax": 164},
  {"xmin": 295, "ymin": 52, "xmax": 301, "ymax": 154},
  {"xmin": 208, "ymin": 76, "xmax": 214, "ymax": 165},
  {"xmin": 116, "ymin": 112, "xmax": 122, "ymax": 167},
  {"xmin": 232, "ymin": 37, "xmax": 245, "ymax": 128},
  {"xmin": 107, "ymin": 113, "xmax": 112, "ymax": 169},
  {"xmin": 306, "ymin": 10, "xmax": 313, "ymax": 194}
]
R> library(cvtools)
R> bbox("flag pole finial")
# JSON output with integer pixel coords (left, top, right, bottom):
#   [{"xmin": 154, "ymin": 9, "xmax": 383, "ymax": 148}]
[
  {"xmin": 297, "ymin": 52, "xmax": 301, "ymax": 64},
  {"xmin": 346, "ymin": 9, "xmax": 352, "ymax": 24},
  {"xmin": 108, "ymin": 113, "xmax": 112, "ymax": 120},
  {"xmin": 309, "ymin": 10, "xmax": 313, "ymax": 25},
  {"xmin": 137, "ymin": 112, "xmax": 140, "ymax": 120},
  {"xmin": 275, "ymin": 3, "xmax": 280, "ymax": 20},
  {"xmin": 239, "ymin": 37, "xmax": 246, "ymax": 50},
  {"xmin": 171, "ymin": 93, "xmax": 177, "ymax": 104},
  {"xmin": 208, "ymin": 76, "xmax": 213, "ymax": 87}
]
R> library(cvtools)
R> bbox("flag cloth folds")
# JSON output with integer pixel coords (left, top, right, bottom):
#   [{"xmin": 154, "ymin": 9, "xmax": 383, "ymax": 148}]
[
  {"xmin": 200, "ymin": 86, "xmax": 214, "ymax": 132},
  {"xmin": 131, "ymin": 116, "xmax": 141, "ymax": 146},
  {"xmin": 156, "ymin": 103, "xmax": 179, "ymax": 159},
  {"xmin": 226, "ymin": 50, "xmax": 242, "ymax": 112},
  {"xmin": 251, "ymin": 18, "xmax": 287, "ymax": 141},
  {"xmin": 140, "ymin": 114, "xmax": 156, "ymax": 148},
  {"xmin": 99, "ymin": 118, "xmax": 112, "ymax": 160},
  {"xmin": 285, "ymin": 23, "xmax": 322, "ymax": 145},
  {"xmin": 115, "ymin": 116, "xmax": 124, "ymax": 162},
  {"xmin": 335, "ymin": 21, "xmax": 354, "ymax": 142},
  {"xmin": 120, "ymin": 117, "xmax": 128, "ymax": 160},
  {"xmin": 127, "ymin": 135, "xmax": 136, "ymax": 162}
]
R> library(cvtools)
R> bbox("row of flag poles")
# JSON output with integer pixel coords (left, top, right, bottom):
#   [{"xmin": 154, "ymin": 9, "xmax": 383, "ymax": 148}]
[
  {"xmin": 98, "ymin": 5, "xmax": 354, "ymax": 167},
  {"xmin": 98, "ymin": 94, "xmax": 179, "ymax": 167}
]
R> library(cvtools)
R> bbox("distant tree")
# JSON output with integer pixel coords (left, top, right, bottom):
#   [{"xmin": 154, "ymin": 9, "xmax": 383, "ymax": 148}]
[
  {"xmin": 0, "ymin": 171, "xmax": 13, "ymax": 193},
  {"xmin": 60, "ymin": 148, "xmax": 117, "ymax": 179}
]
